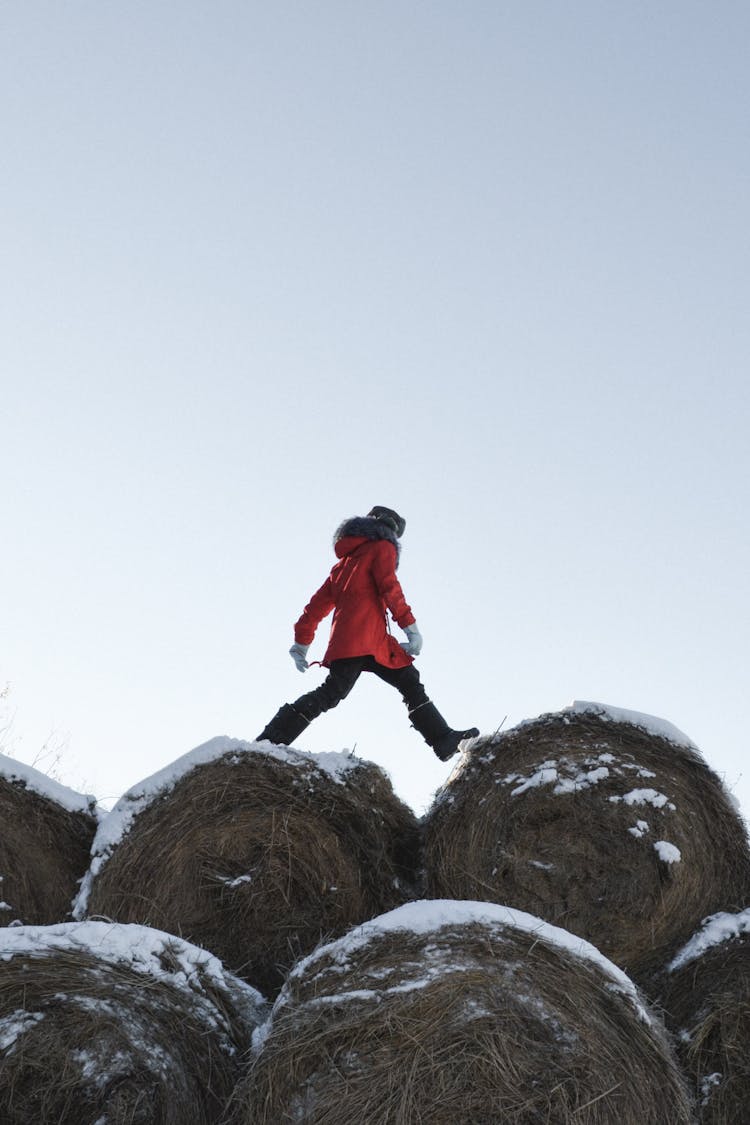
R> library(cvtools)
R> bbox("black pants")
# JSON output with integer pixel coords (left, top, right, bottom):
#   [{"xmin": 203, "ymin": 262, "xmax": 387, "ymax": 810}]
[{"xmin": 292, "ymin": 656, "xmax": 429, "ymax": 722}]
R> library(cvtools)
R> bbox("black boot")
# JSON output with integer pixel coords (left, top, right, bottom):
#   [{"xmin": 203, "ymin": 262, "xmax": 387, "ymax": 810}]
[
  {"xmin": 408, "ymin": 701, "xmax": 479, "ymax": 762},
  {"xmin": 256, "ymin": 703, "xmax": 310, "ymax": 746}
]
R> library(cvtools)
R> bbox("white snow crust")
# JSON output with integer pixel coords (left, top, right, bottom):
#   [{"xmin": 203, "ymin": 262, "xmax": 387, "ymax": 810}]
[
  {"xmin": 0, "ymin": 922, "xmax": 266, "ymax": 1058},
  {"xmin": 497, "ymin": 757, "xmax": 677, "ymax": 828},
  {"xmin": 668, "ymin": 908, "xmax": 750, "ymax": 972},
  {"xmin": 609, "ymin": 789, "xmax": 676, "ymax": 810},
  {"xmin": 0, "ymin": 1010, "xmax": 44, "ymax": 1051},
  {"xmin": 508, "ymin": 760, "xmax": 617, "ymax": 797},
  {"xmin": 280, "ymin": 900, "xmax": 650, "ymax": 1024},
  {"xmin": 565, "ymin": 701, "xmax": 698, "ymax": 750},
  {"xmin": 653, "ymin": 841, "xmax": 681, "ymax": 864},
  {"xmin": 0, "ymin": 920, "xmax": 260, "ymax": 999},
  {"xmin": 0, "ymin": 751, "xmax": 97, "ymax": 815},
  {"xmin": 73, "ymin": 736, "xmax": 363, "ymax": 916}
]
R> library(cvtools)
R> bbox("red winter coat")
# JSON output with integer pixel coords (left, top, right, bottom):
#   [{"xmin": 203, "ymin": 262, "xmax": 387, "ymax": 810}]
[{"xmin": 294, "ymin": 533, "xmax": 416, "ymax": 669}]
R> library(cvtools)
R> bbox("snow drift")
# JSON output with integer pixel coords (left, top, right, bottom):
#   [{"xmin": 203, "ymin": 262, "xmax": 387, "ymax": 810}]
[
  {"xmin": 228, "ymin": 899, "xmax": 692, "ymax": 1125},
  {"xmin": 74, "ymin": 737, "xmax": 420, "ymax": 995},
  {"xmin": 423, "ymin": 703, "xmax": 750, "ymax": 983}
]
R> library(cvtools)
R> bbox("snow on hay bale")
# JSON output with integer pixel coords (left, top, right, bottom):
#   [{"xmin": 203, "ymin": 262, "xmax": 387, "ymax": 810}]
[
  {"xmin": 0, "ymin": 752, "xmax": 98, "ymax": 927},
  {"xmin": 423, "ymin": 702, "xmax": 750, "ymax": 982},
  {"xmin": 229, "ymin": 900, "xmax": 693, "ymax": 1125},
  {"xmin": 74, "ymin": 737, "xmax": 420, "ymax": 996},
  {"xmin": 0, "ymin": 921, "xmax": 266, "ymax": 1125},
  {"xmin": 655, "ymin": 908, "xmax": 750, "ymax": 1122}
]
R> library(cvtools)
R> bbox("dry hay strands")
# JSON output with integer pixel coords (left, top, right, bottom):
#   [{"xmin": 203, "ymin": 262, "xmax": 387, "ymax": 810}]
[
  {"xmin": 0, "ymin": 920, "xmax": 266, "ymax": 1125},
  {"xmin": 75, "ymin": 737, "xmax": 420, "ymax": 996},
  {"xmin": 229, "ymin": 899, "xmax": 693, "ymax": 1125},
  {"xmin": 654, "ymin": 907, "xmax": 750, "ymax": 1123},
  {"xmin": 0, "ymin": 753, "xmax": 98, "ymax": 927},
  {"xmin": 423, "ymin": 703, "xmax": 750, "ymax": 984}
]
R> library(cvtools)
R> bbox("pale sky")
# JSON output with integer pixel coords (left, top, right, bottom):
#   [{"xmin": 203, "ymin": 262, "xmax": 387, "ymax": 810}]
[{"xmin": 2, "ymin": 2, "xmax": 748, "ymax": 817}]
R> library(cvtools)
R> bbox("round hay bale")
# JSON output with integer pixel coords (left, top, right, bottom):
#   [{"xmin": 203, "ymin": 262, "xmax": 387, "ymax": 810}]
[
  {"xmin": 74, "ymin": 737, "xmax": 420, "ymax": 996},
  {"xmin": 423, "ymin": 702, "xmax": 750, "ymax": 983},
  {"xmin": 656, "ymin": 908, "xmax": 750, "ymax": 1122},
  {"xmin": 230, "ymin": 899, "xmax": 693, "ymax": 1124},
  {"xmin": 0, "ymin": 753, "xmax": 98, "ymax": 927},
  {"xmin": 0, "ymin": 920, "xmax": 266, "ymax": 1125}
]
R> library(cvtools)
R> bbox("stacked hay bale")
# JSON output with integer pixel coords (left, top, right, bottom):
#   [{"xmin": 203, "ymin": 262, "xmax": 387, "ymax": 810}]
[
  {"xmin": 0, "ymin": 920, "xmax": 266, "ymax": 1125},
  {"xmin": 230, "ymin": 900, "xmax": 693, "ymax": 1125},
  {"xmin": 0, "ymin": 752, "xmax": 98, "ymax": 926},
  {"xmin": 423, "ymin": 702, "xmax": 750, "ymax": 983},
  {"xmin": 74, "ymin": 737, "xmax": 420, "ymax": 995},
  {"xmin": 655, "ymin": 908, "xmax": 750, "ymax": 1122}
]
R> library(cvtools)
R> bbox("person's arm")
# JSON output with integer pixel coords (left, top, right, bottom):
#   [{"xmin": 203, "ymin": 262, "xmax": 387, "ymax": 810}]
[
  {"xmin": 293, "ymin": 577, "xmax": 335, "ymax": 645},
  {"xmin": 371, "ymin": 541, "xmax": 416, "ymax": 629}
]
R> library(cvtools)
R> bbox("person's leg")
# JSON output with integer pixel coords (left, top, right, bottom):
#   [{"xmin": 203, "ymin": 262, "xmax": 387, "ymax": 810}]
[
  {"xmin": 371, "ymin": 662, "xmax": 478, "ymax": 761},
  {"xmin": 370, "ymin": 661, "xmax": 429, "ymax": 713},
  {"xmin": 256, "ymin": 658, "xmax": 366, "ymax": 745}
]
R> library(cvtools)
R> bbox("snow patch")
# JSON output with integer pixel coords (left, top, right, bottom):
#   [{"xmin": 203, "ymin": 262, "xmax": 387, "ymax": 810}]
[
  {"xmin": 0, "ymin": 1010, "xmax": 44, "ymax": 1051},
  {"xmin": 653, "ymin": 841, "xmax": 681, "ymax": 864},
  {"xmin": 220, "ymin": 874, "xmax": 254, "ymax": 888},
  {"xmin": 502, "ymin": 754, "xmax": 676, "ymax": 810},
  {"xmin": 505, "ymin": 759, "xmax": 614, "ymax": 798},
  {"xmin": 554, "ymin": 766, "xmax": 610, "ymax": 794},
  {"xmin": 510, "ymin": 766, "xmax": 558, "ymax": 795},
  {"xmin": 668, "ymin": 908, "xmax": 750, "ymax": 971},
  {"xmin": 609, "ymin": 789, "xmax": 676, "ymax": 811},
  {"xmin": 700, "ymin": 1073, "xmax": 723, "ymax": 1105}
]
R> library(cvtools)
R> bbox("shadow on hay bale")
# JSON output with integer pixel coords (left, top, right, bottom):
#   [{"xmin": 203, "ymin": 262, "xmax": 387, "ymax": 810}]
[
  {"xmin": 74, "ymin": 737, "xmax": 420, "ymax": 996},
  {"xmin": 423, "ymin": 703, "xmax": 750, "ymax": 984},
  {"xmin": 653, "ymin": 908, "xmax": 750, "ymax": 1123},
  {"xmin": 0, "ymin": 921, "xmax": 266, "ymax": 1125},
  {"xmin": 228, "ymin": 900, "xmax": 693, "ymax": 1125},
  {"xmin": 0, "ymin": 753, "xmax": 98, "ymax": 927}
]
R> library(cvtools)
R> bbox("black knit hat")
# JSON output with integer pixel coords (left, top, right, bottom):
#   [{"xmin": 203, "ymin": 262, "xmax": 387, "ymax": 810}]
[{"xmin": 367, "ymin": 506, "xmax": 406, "ymax": 538}]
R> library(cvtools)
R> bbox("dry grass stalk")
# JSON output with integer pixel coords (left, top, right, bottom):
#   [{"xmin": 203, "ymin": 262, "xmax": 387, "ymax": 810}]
[
  {"xmin": 423, "ymin": 710, "xmax": 750, "ymax": 982},
  {"xmin": 80, "ymin": 749, "xmax": 420, "ymax": 995},
  {"xmin": 0, "ymin": 921, "xmax": 266, "ymax": 1125},
  {"xmin": 230, "ymin": 904, "xmax": 693, "ymax": 1124},
  {"xmin": 0, "ymin": 775, "xmax": 97, "ymax": 927}
]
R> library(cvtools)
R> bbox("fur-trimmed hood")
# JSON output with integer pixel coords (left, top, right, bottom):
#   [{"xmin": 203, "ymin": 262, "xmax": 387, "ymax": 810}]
[{"xmin": 334, "ymin": 516, "xmax": 401, "ymax": 565}]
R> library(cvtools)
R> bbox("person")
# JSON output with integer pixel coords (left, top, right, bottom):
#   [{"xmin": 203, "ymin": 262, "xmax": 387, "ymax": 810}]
[{"xmin": 257, "ymin": 505, "xmax": 478, "ymax": 761}]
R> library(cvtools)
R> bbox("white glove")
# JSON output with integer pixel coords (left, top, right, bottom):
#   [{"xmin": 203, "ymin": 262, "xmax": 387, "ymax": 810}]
[
  {"xmin": 289, "ymin": 643, "xmax": 310, "ymax": 672},
  {"xmin": 400, "ymin": 623, "xmax": 423, "ymax": 656}
]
